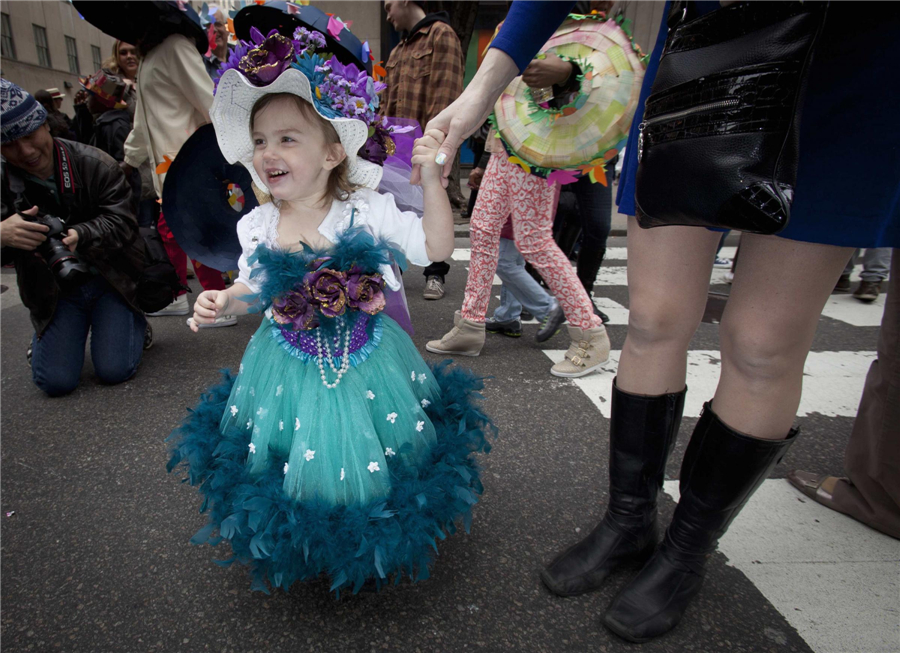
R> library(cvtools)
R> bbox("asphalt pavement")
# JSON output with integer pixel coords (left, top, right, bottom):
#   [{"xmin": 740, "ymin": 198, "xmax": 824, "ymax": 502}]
[{"xmin": 1, "ymin": 235, "xmax": 894, "ymax": 653}]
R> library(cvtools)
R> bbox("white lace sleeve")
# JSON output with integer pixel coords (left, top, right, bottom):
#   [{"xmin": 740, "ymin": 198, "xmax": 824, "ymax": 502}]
[
  {"xmin": 360, "ymin": 189, "xmax": 431, "ymax": 267},
  {"xmin": 234, "ymin": 205, "xmax": 272, "ymax": 294}
]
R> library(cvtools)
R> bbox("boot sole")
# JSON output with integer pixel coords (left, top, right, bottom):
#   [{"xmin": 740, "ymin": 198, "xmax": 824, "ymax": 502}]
[
  {"xmin": 550, "ymin": 357, "xmax": 610, "ymax": 378},
  {"xmin": 486, "ymin": 330, "xmax": 522, "ymax": 338},
  {"xmin": 540, "ymin": 569, "xmax": 602, "ymax": 598},
  {"xmin": 425, "ymin": 344, "xmax": 481, "ymax": 357},
  {"xmin": 539, "ymin": 542, "xmax": 657, "ymax": 598},
  {"xmin": 602, "ymin": 614, "xmax": 656, "ymax": 644}
]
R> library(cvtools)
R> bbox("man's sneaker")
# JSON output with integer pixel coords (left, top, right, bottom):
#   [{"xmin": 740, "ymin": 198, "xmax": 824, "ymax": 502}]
[
  {"xmin": 550, "ymin": 324, "xmax": 611, "ymax": 378},
  {"xmin": 26, "ymin": 343, "xmax": 32, "ymax": 367},
  {"xmin": 833, "ymin": 274, "xmax": 852, "ymax": 293},
  {"xmin": 485, "ymin": 317, "xmax": 522, "ymax": 337},
  {"xmin": 423, "ymin": 276, "xmax": 445, "ymax": 300},
  {"xmin": 521, "ymin": 310, "xmax": 534, "ymax": 322},
  {"xmin": 853, "ymin": 280, "xmax": 882, "ymax": 303},
  {"xmin": 147, "ymin": 294, "xmax": 190, "ymax": 316},
  {"xmin": 536, "ymin": 301, "xmax": 565, "ymax": 343},
  {"xmin": 186, "ymin": 314, "xmax": 238, "ymax": 328},
  {"xmin": 713, "ymin": 256, "xmax": 732, "ymax": 268}
]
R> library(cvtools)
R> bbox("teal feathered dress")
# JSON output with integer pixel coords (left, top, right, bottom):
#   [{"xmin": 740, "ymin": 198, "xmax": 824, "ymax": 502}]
[{"xmin": 167, "ymin": 227, "xmax": 494, "ymax": 595}]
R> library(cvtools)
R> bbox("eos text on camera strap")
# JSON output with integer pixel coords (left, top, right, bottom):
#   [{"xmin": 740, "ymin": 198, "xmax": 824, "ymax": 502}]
[{"xmin": 53, "ymin": 140, "xmax": 78, "ymax": 217}]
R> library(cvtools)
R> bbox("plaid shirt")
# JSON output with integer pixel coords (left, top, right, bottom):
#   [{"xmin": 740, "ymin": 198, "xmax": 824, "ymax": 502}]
[{"xmin": 380, "ymin": 19, "xmax": 464, "ymax": 132}]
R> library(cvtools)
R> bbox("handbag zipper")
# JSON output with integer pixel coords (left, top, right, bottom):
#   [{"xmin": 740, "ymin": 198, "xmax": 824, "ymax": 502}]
[{"xmin": 638, "ymin": 97, "xmax": 740, "ymax": 161}]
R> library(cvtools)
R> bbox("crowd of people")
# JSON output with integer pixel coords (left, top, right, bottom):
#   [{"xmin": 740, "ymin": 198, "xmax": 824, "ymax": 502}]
[{"xmin": 1, "ymin": 0, "xmax": 896, "ymax": 644}]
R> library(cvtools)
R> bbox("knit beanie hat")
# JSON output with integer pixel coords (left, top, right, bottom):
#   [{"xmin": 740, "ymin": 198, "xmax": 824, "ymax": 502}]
[{"xmin": 1, "ymin": 79, "xmax": 48, "ymax": 144}]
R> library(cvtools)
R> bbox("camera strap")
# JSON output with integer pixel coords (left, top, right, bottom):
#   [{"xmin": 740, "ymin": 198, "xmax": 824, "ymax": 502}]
[{"xmin": 53, "ymin": 140, "xmax": 78, "ymax": 217}]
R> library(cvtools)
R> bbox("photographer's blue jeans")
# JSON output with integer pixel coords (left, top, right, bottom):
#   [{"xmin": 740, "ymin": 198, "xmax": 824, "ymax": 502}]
[
  {"xmin": 31, "ymin": 276, "xmax": 146, "ymax": 397},
  {"xmin": 492, "ymin": 238, "xmax": 555, "ymax": 322}
]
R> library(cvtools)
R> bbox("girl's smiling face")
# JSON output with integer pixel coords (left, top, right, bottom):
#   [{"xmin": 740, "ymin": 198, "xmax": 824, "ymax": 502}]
[{"xmin": 250, "ymin": 95, "xmax": 345, "ymax": 203}]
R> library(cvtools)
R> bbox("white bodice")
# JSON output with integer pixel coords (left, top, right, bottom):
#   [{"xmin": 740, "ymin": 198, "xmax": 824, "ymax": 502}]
[{"xmin": 235, "ymin": 188, "xmax": 431, "ymax": 295}]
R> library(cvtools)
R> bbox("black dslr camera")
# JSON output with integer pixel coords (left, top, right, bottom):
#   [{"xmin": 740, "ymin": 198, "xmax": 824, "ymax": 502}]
[{"xmin": 26, "ymin": 213, "xmax": 92, "ymax": 287}]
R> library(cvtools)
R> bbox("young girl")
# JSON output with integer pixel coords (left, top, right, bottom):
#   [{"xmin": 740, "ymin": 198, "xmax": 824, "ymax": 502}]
[{"xmin": 166, "ymin": 28, "xmax": 493, "ymax": 595}]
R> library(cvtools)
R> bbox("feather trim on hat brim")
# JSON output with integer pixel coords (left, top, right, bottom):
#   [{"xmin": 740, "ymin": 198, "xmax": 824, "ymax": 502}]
[{"xmin": 211, "ymin": 68, "xmax": 383, "ymax": 192}]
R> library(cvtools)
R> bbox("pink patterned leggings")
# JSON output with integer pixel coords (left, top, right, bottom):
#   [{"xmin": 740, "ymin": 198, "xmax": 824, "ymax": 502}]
[{"xmin": 461, "ymin": 153, "xmax": 601, "ymax": 330}]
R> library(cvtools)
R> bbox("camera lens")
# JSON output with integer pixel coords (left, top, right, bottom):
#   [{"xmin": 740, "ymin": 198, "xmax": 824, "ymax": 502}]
[{"xmin": 44, "ymin": 240, "xmax": 92, "ymax": 287}]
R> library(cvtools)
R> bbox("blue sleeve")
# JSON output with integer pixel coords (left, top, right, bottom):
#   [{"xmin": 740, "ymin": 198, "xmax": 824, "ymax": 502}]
[
  {"xmin": 490, "ymin": 1, "xmax": 577, "ymax": 73},
  {"xmin": 616, "ymin": 1, "xmax": 670, "ymax": 214}
]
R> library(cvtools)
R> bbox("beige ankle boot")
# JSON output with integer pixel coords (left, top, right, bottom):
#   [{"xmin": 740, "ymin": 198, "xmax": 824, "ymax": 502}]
[
  {"xmin": 426, "ymin": 311, "xmax": 485, "ymax": 356},
  {"xmin": 550, "ymin": 324, "xmax": 610, "ymax": 377}
]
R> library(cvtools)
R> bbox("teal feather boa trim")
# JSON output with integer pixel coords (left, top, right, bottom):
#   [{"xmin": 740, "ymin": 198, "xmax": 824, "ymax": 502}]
[
  {"xmin": 241, "ymin": 224, "xmax": 407, "ymax": 321},
  {"xmin": 167, "ymin": 360, "xmax": 494, "ymax": 596}
]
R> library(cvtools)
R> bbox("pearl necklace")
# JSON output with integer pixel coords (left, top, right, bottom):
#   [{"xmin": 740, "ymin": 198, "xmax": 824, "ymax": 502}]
[{"xmin": 315, "ymin": 319, "xmax": 352, "ymax": 389}]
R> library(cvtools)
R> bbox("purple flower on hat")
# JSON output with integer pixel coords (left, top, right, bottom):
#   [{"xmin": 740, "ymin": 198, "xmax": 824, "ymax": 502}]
[
  {"xmin": 328, "ymin": 57, "xmax": 370, "ymax": 100},
  {"xmin": 239, "ymin": 27, "xmax": 296, "ymax": 85},
  {"xmin": 272, "ymin": 285, "xmax": 319, "ymax": 331},
  {"xmin": 304, "ymin": 268, "xmax": 348, "ymax": 318},
  {"xmin": 346, "ymin": 267, "xmax": 385, "ymax": 316},
  {"xmin": 215, "ymin": 40, "xmax": 251, "ymax": 88},
  {"xmin": 293, "ymin": 27, "xmax": 327, "ymax": 53}
]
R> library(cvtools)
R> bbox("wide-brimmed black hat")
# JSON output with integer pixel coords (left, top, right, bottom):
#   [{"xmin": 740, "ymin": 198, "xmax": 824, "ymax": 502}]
[
  {"xmin": 73, "ymin": 1, "xmax": 208, "ymax": 56},
  {"xmin": 233, "ymin": 1, "xmax": 370, "ymax": 73},
  {"xmin": 162, "ymin": 124, "xmax": 258, "ymax": 272}
]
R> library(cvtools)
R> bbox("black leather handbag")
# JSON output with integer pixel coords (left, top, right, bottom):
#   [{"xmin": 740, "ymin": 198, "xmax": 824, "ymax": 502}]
[{"xmin": 634, "ymin": 1, "xmax": 829, "ymax": 234}]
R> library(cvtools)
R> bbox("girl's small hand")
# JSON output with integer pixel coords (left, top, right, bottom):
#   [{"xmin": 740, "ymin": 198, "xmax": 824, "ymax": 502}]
[
  {"xmin": 191, "ymin": 290, "xmax": 229, "ymax": 332},
  {"xmin": 411, "ymin": 129, "xmax": 447, "ymax": 187}
]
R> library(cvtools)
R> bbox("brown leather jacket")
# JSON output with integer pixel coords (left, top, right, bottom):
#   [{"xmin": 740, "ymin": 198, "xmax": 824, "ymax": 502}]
[{"xmin": 1, "ymin": 138, "xmax": 145, "ymax": 336}]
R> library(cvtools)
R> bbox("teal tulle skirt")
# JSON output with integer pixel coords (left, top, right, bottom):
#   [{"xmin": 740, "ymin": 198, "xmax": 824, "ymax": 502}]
[{"xmin": 167, "ymin": 315, "xmax": 494, "ymax": 595}]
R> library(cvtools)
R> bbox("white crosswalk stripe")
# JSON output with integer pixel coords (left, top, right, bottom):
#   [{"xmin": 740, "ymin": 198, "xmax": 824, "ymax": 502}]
[
  {"xmin": 454, "ymin": 246, "xmax": 738, "ymax": 263},
  {"xmin": 451, "ymin": 248, "xmax": 888, "ymax": 327},
  {"xmin": 821, "ymin": 292, "xmax": 887, "ymax": 327},
  {"xmin": 542, "ymin": 349, "xmax": 876, "ymax": 419}
]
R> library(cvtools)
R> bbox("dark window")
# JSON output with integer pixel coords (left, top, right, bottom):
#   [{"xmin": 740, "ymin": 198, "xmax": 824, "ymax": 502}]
[
  {"xmin": 33, "ymin": 24, "xmax": 51, "ymax": 67},
  {"xmin": 1, "ymin": 13, "xmax": 15, "ymax": 60},
  {"xmin": 91, "ymin": 44, "xmax": 102, "ymax": 71},
  {"xmin": 65, "ymin": 36, "xmax": 80, "ymax": 74}
]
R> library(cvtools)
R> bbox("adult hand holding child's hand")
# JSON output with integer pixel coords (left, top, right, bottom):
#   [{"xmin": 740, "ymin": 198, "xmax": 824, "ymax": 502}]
[
  {"xmin": 191, "ymin": 290, "xmax": 230, "ymax": 333},
  {"xmin": 410, "ymin": 129, "xmax": 447, "ymax": 187}
]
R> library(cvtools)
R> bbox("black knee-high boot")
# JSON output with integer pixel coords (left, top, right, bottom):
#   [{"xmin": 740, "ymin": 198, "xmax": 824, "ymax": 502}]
[
  {"xmin": 541, "ymin": 379, "xmax": 686, "ymax": 596},
  {"xmin": 602, "ymin": 402, "xmax": 798, "ymax": 642}
]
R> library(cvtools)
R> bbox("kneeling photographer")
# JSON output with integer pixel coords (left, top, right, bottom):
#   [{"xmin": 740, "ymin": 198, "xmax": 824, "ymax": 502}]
[{"xmin": 1, "ymin": 79, "xmax": 149, "ymax": 397}]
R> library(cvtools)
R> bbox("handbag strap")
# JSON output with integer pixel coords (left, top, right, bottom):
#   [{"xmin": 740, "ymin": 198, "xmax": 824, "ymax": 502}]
[{"xmin": 667, "ymin": 0, "xmax": 691, "ymax": 28}]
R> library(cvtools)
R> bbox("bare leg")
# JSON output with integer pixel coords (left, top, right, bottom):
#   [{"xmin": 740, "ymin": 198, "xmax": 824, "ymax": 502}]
[
  {"xmin": 617, "ymin": 218, "xmax": 721, "ymax": 395},
  {"xmin": 714, "ymin": 234, "xmax": 854, "ymax": 439}
]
